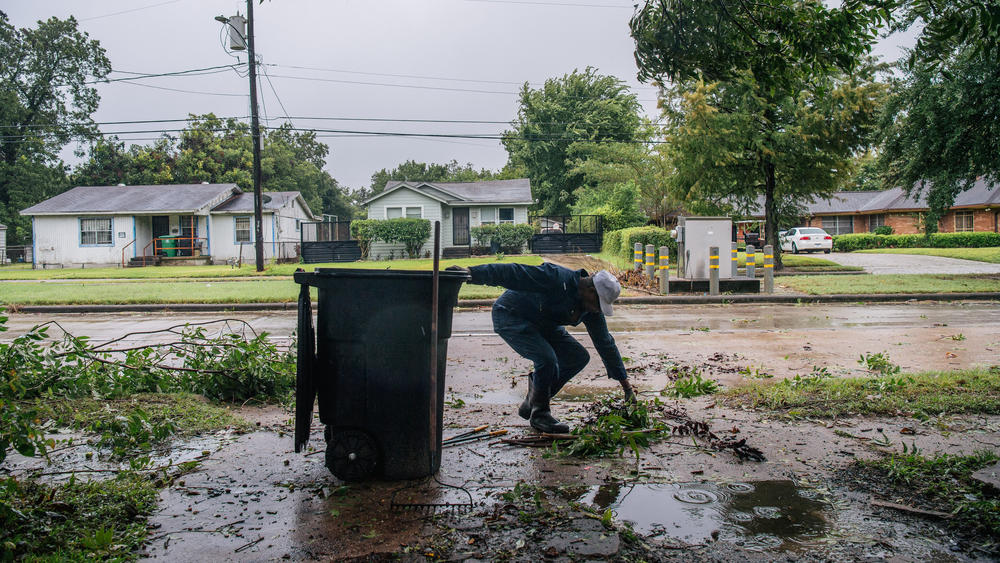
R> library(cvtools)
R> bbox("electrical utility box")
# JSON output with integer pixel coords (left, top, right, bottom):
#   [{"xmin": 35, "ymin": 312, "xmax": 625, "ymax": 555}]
[{"xmin": 679, "ymin": 216, "xmax": 733, "ymax": 280}]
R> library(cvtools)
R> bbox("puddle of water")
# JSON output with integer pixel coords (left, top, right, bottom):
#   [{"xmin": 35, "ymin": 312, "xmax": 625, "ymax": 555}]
[{"xmin": 560, "ymin": 480, "xmax": 828, "ymax": 551}]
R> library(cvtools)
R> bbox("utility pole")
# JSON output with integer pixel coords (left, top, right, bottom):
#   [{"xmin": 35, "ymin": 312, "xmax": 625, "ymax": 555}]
[{"xmin": 246, "ymin": 1, "xmax": 264, "ymax": 271}]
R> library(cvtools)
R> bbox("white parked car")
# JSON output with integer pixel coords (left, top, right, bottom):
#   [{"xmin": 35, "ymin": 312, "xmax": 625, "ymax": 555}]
[{"xmin": 780, "ymin": 227, "xmax": 833, "ymax": 254}]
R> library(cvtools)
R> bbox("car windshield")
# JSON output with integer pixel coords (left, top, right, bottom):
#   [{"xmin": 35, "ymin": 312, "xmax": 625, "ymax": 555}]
[{"xmin": 799, "ymin": 228, "xmax": 826, "ymax": 235}]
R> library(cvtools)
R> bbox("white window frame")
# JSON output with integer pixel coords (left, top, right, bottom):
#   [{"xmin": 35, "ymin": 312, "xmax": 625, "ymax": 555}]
[
  {"xmin": 384, "ymin": 206, "xmax": 423, "ymax": 219},
  {"xmin": 868, "ymin": 214, "xmax": 885, "ymax": 231},
  {"xmin": 80, "ymin": 217, "xmax": 113, "ymax": 246},
  {"xmin": 821, "ymin": 215, "xmax": 854, "ymax": 235},
  {"xmin": 234, "ymin": 215, "xmax": 252, "ymax": 243},
  {"xmin": 480, "ymin": 207, "xmax": 496, "ymax": 225},
  {"xmin": 955, "ymin": 210, "xmax": 974, "ymax": 232},
  {"xmin": 498, "ymin": 207, "xmax": 515, "ymax": 224}
]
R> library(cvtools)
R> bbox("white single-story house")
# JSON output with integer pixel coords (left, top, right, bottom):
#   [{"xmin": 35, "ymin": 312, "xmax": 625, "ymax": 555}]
[
  {"xmin": 0, "ymin": 223, "xmax": 6, "ymax": 263},
  {"xmin": 20, "ymin": 183, "xmax": 317, "ymax": 268},
  {"xmin": 363, "ymin": 178, "xmax": 534, "ymax": 258}
]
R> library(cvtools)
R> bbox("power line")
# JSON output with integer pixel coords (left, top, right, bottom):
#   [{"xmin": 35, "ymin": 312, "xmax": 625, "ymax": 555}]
[
  {"xmin": 78, "ymin": 0, "xmax": 184, "ymax": 21},
  {"xmin": 264, "ymin": 73, "xmax": 516, "ymax": 95},
  {"xmin": 112, "ymin": 81, "xmax": 247, "ymax": 97},
  {"xmin": 95, "ymin": 64, "xmax": 242, "ymax": 83},
  {"xmin": 465, "ymin": 0, "xmax": 633, "ymax": 8}
]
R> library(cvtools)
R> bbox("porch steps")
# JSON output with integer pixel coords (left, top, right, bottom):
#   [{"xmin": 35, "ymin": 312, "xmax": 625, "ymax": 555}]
[
  {"xmin": 441, "ymin": 247, "xmax": 471, "ymax": 259},
  {"xmin": 128, "ymin": 256, "xmax": 161, "ymax": 267}
]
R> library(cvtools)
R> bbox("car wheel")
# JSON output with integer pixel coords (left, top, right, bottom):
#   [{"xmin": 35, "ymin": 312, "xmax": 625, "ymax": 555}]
[
  {"xmin": 824, "ymin": 249, "xmax": 831, "ymax": 254},
  {"xmin": 791, "ymin": 243, "xmax": 798, "ymax": 254}
]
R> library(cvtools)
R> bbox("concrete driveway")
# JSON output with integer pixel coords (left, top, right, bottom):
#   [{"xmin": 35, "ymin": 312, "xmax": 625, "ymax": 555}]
[{"xmin": 824, "ymin": 251, "xmax": 1000, "ymax": 275}]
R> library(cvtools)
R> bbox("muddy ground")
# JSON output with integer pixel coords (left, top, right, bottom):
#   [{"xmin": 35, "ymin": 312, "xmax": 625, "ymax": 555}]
[{"xmin": 5, "ymin": 302, "xmax": 1000, "ymax": 561}]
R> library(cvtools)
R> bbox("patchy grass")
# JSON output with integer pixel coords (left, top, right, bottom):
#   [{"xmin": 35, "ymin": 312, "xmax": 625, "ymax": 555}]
[
  {"xmin": 856, "ymin": 247, "xmax": 1000, "ymax": 264},
  {"xmin": 35, "ymin": 393, "xmax": 252, "ymax": 436},
  {"xmin": 0, "ymin": 278, "xmax": 504, "ymax": 305},
  {"xmin": 779, "ymin": 273, "xmax": 1000, "ymax": 294},
  {"xmin": 855, "ymin": 450, "xmax": 1000, "ymax": 552},
  {"xmin": 725, "ymin": 368, "xmax": 1000, "ymax": 417},
  {"xmin": 0, "ymin": 255, "xmax": 543, "ymax": 280},
  {"xmin": 1, "ymin": 473, "xmax": 158, "ymax": 561}
]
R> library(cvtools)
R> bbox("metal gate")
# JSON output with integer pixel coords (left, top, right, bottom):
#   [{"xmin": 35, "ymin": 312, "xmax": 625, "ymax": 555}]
[{"xmin": 528, "ymin": 215, "xmax": 603, "ymax": 254}]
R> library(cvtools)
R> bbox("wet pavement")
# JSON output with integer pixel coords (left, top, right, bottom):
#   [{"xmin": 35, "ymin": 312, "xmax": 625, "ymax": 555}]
[
  {"xmin": 824, "ymin": 251, "xmax": 1000, "ymax": 275},
  {"xmin": 4, "ymin": 303, "xmax": 1000, "ymax": 561}
]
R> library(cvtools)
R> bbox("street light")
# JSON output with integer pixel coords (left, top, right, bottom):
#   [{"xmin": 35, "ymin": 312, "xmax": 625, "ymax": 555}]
[{"xmin": 215, "ymin": 8, "xmax": 264, "ymax": 271}]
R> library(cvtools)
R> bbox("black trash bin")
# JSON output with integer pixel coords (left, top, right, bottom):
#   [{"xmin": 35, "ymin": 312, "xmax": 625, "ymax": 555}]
[{"xmin": 293, "ymin": 268, "xmax": 469, "ymax": 481}]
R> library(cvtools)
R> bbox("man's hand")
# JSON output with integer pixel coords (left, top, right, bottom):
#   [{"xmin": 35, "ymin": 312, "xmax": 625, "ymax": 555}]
[
  {"xmin": 445, "ymin": 265, "xmax": 469, "ymax": 273},
  {"xmin": 620, "ymin": 379, "xmax": 636, "ymax": 403}
]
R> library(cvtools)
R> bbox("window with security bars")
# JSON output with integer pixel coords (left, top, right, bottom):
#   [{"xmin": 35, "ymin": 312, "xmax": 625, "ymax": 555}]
[
  {"xmin": 80, "ymin": 217, "xmax": 112, "ymax": 245},
  {"xmin": 499, "ymin": 207, "xmax": 515, "ymax": 223},
  {"xmin": 955, "ymin": 211, "xmax": 974, "ymax": 232},
  {"xmin": 821, "ymin": 215, "xmax": 854, "ymax": 235},
  {"xmin": 235, "ymin": 216, "xmax": 252, "ymax": 243},
  {"xmin": 868, "ymin": 214, "xmax": 885, "ymax": 231}
]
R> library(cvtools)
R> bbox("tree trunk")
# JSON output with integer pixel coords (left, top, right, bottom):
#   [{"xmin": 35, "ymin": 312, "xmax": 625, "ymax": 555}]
[{"xmin": 762, "ymin": 159, "xmax": 782, "ymax": 270}]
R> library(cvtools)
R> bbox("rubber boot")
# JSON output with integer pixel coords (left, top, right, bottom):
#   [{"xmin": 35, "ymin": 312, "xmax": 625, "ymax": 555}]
[
  {"xmin": 529, "ymin": 387, "xmax": 569, "ymax": 434},
  {"xmin": 518, "ymin": 374, "xmax": 533, "ymax": 420}
]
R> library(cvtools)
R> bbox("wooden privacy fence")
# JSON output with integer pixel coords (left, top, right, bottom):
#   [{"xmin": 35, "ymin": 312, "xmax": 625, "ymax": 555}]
[
  {"xmin": 300, "ymin": 221, "xmax": 361, "ymax": 263},
  {"xmin": 528, "ymin": 215, "xmax": 604, "ymax": 254}
]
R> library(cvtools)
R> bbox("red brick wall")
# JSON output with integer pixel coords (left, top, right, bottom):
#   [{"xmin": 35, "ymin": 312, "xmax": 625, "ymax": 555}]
[
  {"xmin": 885, "ymin": 213, "xmax": 923, "ymax": 234},
  {"xmin": 936, "ymin": 209, "xmax": 998, "ymax": 233}
]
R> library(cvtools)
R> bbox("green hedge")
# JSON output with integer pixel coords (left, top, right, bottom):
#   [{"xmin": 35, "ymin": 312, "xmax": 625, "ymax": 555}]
[
  {"xmin": 833, "ymin": 232, "xmax": 1000, "ymax": 252},
  {"xmin": 470, "ymin": 223, "xmax": 533, "ymax": 254},
  {"xmin": 604, "ymin": 226, "xmax": 677, "ymax": 261},
  {"xmin": 350, "ymin": 218, "xmax": 432, "ymax": 258}
]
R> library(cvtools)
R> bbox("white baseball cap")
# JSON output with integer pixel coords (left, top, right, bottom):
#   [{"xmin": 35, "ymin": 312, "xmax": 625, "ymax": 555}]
[{"xmin": 592, "ymin": 270, "xmax": 621, "ymax": 316}]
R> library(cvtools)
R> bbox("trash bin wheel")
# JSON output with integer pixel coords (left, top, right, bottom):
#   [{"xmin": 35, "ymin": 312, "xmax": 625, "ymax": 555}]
[{"xmin": 325, "ymin": 428, "xmax": 380, "ymax": 482}]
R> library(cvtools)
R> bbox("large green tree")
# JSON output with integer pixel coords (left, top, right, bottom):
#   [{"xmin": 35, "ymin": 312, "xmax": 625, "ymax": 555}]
[
  {"xmin": 630, "ymin": 0, "xmax": 888, "ymax": 261},
  {"xmin": 0, "ymin": 12, "xmax": 110, "ymax": 243},
  {"xmin": 502, "ymin": 68, "xmax": 642, "ymax": 215},
  {"xmin": 875, "ymin": 1, "xmax": 1000, "ymax": 232},
  {"xmin": 73, "ymin": 115, "xmax": 353, "ymax": 219},
  {"xmin": 367, "ymin": 159, "xmax": 508, "ymax": 195}
]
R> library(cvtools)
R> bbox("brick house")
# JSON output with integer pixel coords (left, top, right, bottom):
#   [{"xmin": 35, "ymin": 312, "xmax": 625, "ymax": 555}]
[{"xmin": 750, "ymin": 179, "xmax": 999, "ymax": 235}]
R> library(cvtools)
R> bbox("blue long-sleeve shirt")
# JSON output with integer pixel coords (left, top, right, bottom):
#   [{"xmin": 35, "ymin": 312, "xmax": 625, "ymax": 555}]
[{"xmin": 468, "ymin": 262, "xmax": 627, "ymax": 381}]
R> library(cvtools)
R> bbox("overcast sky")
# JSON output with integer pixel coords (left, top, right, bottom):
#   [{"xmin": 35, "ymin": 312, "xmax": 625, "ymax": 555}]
[{"xmin": 7, "ymin": 0, "xmax": 914, "ymax": 192}]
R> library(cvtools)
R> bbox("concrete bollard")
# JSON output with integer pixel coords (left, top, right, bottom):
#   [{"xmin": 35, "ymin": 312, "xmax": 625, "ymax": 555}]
[
  {"xmin": 709, "ymin": 245, "xmax": 720, "ymax": 295},
  {"xmin": 745, "ymin": 244, "xmax": 756, "ymax": 279},
  {"xmin": 659, "ymin": 245, "xmax": 670, "ymax": 295},
  {"xmin": 645, "ymin": 244, "xmax": 655, "ymax": 280},
  {"xmin": 731, "ymin": 242, "xmax": 738, "ymax": 278},
  {"xmin": 763, "ymin": 244, "xmax": 774, "ymax": 293},
  {"xmin": 634, "ymin": 242, "xmax": 642, "ymax": 272}
]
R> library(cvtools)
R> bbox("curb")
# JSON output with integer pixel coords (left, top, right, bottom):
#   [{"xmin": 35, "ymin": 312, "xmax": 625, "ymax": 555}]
[{"xmin": 10, "ymin": 292, "xmax": 1000, "ymax": 314}]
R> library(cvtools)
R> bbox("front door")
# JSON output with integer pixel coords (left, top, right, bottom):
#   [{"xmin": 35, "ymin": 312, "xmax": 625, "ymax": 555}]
[
  {"xmin": 453, "ymin": 208, "xmax": 470, "ymax": 246},
  {"xmin": 152, "ymin": 216, "xmax": 169, "ymax": 255},
  {"xmin": 179, "ymin": 215, "xmax": 197, "ymax": 256}
]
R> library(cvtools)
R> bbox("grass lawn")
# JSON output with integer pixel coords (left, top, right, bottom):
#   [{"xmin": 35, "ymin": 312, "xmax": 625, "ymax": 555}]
[
  {"xmin": 725, "ymin": 368, "xmax": 1000, "ymax": 417},
  {"xmin": 779, "ymin": 273, "xmax": 1000, "ymax": 294},
  {"xmin": 856, "ymin": 247, "xmax": 1000, "ymax": 263},
  {"xmin": 0, "ymin": 278, "xmax": 505, "ymax": 305},
  {"xmin": 0, "ymin": 255, "xmax": 543, "ymax": 280}
]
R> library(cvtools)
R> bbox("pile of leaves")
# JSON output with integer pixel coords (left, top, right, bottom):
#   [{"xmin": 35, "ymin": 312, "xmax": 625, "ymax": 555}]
[{"xmin": 547, "ymin": 396, "xmax": 764, "ymax": 462}]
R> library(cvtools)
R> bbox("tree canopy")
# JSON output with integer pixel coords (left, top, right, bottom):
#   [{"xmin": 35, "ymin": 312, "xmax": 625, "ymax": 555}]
[
  {"xmin": 72, "ymin": 115, "xmax": 353, "ymax": 219},
  {"xmin": 502, "ymin": 68, "xmax": 642, "ymax": 215},
  {"xmin": 366, "ymin": 159, "xmax": 510, "ymax": 195},
  {"xmin": 630, "ymin": 1, "xmax": 888, "ymax": 264},
  {"xmin": 0, "ymin": 12, "xmax": 110, "ymax": 243},
  {"xmin": 874, "ymin": 1, "xmax": 1000, "ymax": 232}
]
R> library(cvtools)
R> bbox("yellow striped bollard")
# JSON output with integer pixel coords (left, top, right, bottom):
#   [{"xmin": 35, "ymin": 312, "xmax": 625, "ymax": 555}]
[
  {"xmin": 763, "ymin": 244, "xmax": 774, "ymax": 293},
  {"xmin": 731, "ymin": 242, "xmax": 738, "ymax": 278},
  {"xmin": 709, "ymin": 245, "xmax": 720, "ymax": 295},
  {"xmin": 659, "ymin": 245, "xmax": 669, "ymax": 294},
  {"xmin": 645, "ymin": 244, "xmax": 655, "ymax": 280},
  {"xmin": 633, "ymin": 242, "xmax": 642, "ymax": 272},
  {"xmin": 745, "ymin": 244, "xmax": 756, "ymax": 279}
]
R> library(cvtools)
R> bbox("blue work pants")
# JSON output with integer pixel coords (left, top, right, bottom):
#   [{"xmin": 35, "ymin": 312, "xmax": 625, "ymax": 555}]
[{"xmin": 492, "ymin": 304, "xmax": 590, "ymax": 397}]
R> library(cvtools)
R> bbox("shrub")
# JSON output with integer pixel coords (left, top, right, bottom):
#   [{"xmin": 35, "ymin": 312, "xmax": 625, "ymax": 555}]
[
  {"xmin": 873, "ymin": 225, "xmax": 893, "ymax": 235},
  {"xmin": 378, "ymin": 218, "xmax": 431, "ymax": 258},
  {"xmin": 603, "ymin": 226, "xmax": 676, "ymax": 261},
  {"xmin": 494, "ymin": 223, "xmax": 534, "ymax": 254},
  {"xmin": 471, "ymin": 224, "xmax": 498, "ymax": 253},
  {"xmin": 349, "ymin": 219, "xmax": 379, "ymax": 259},
  {"xmin": 833, "ymin": 231, "xmax": 1000, "ymax": 252},
  {"xmin": 571, "ymin": 181, "xmax": 648, "ymax": 232}
]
